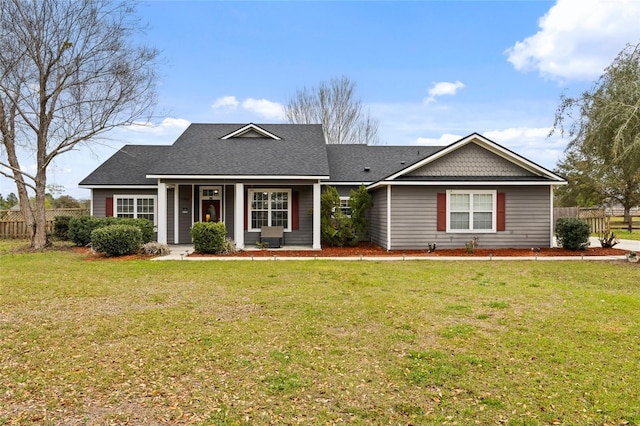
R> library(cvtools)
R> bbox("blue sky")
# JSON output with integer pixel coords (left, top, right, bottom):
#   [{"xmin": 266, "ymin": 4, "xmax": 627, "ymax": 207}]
[{"xmin": 2, "ymin": 0, "xmax": 640, "ymax": 199}]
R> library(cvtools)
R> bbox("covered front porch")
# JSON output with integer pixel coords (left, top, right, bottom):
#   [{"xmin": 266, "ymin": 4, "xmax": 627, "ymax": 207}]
[{"xmin": 155, "ymin": 180, "xmax": 322, "ymax": 250}]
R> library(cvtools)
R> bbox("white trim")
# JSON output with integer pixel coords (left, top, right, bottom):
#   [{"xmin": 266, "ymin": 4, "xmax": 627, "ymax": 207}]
[
  {"xmin": 79, "ymin": 185, "xmax": 156, "ymax": 189},
  {"xmin": 234, "ymin": 183, "xmax": 245, "ymax": 249},
  {"xmin": 89, "ymin": 189, "xmax": 94, "ymax": 216},
  {"xmin": 550, "ymin": 185, "xmax": 555, "ymax": 248},
  {"xmin": 199, "ymin": 185, "xmax": 223, "ymax": 223},
  {"xmin": 247, "ymin": 188, "xmax": 292, "ymax": 232},
  {"xmin": 383, "ymin": 134, "xmax": 566, "ymax": 183},
  {"xmin": 157, "ymin": 183, "xmax": 167, "ymax": 244},
  {"xmin": 313, "ymin": 183, "xmax": 321, "ymax": 249},
  {"xmin": 367, "ymin": 180, "xmax": 567, "ymax": 190},
  {"xmin": 446, "ymin": 189, "xmax": 497, "ymax": 234},
  {"xmin": 173, "ymin": 187, "xmax": 179, "ymax": 244},
  {"xmin": 113, "ymin": 194, "xmax": 159, "ymax": 225},
  {"xmin": 386, "ymin": 185, "xmax": 392, "ymax": 251},
  {"xmin": 146, "ymin": 174, "xmax": 330, "ymax": 180},
  {"xmin": 220, "ymin": 123, "xmax": 282, "ymax": 140}
]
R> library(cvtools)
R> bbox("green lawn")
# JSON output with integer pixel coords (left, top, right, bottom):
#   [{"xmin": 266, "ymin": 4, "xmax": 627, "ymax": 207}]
[{"xmin": 1, "ymin": 241, "xmax": 639, "ymax": 425}]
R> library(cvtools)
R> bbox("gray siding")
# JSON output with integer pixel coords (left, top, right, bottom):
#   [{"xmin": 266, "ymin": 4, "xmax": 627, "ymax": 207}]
[
  {"xmin": 178, "ymin": 185, "xmax": 193, "ymax": 244},
  {"xmin": 224, "ymin": 185, "xmax": 235, "ymax": 240},
  {"xmin": 389, "ymin": 185, "xmax": 551, "ymax": 249},
  {"xmin": 91, "ymin": 188, "xmax": 157, "ymax": 217},
  {"xmin": 409, "ymin": 143, "xmax": 535, "ymax": 177},
  {"xmin": 369, "ymin": 188, "xmax": 388, "ymax": 249}
]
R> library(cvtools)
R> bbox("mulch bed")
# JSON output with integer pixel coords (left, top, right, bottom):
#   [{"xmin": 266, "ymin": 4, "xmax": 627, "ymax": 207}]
[{"xmin": 190, "ymin": 243, "xmax": 629, "ymax": 258}]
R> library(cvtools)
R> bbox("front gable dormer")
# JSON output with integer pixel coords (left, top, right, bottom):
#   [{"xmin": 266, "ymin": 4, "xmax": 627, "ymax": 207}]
[{"xmin": 220, "ymin": 123, "xmax": 282, "ymax": 140}]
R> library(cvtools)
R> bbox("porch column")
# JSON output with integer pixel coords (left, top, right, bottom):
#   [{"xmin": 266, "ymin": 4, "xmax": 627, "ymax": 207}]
[
  {"xmin": 313, "ymin": 182, "xmax": 321, "ymax": 249},
  {"xmin": 234, "ymin": 183, "xmax": 245, "ymax": 249},
  {"xmin": 157, "ymin": 181, "xmax": 167, "ymax": 244}
]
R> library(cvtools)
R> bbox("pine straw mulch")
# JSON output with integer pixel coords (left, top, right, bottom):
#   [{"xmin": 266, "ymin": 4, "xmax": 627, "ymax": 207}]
[{"xmin": 189, "ymin": 243, "xmax": 629, "ymax": 258}]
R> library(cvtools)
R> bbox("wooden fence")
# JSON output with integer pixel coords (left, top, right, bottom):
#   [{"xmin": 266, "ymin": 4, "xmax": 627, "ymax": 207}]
[
  {"xmin": 0, "ymin": 208, "xmax": 89, "ymax": 238},
  {"xmin": 553, "ymin": 207, "xmax": 610, "ymax": 234}
]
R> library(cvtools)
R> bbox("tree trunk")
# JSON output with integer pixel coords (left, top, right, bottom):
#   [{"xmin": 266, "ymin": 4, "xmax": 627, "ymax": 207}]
[{"xmin": 624, "ymin": 207, "xmax": 633, "ymax": 232}]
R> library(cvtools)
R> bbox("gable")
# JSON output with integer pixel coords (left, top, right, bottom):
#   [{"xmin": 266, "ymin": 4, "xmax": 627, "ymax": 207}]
[
  {"xmin": 220, "ymin": 123, "xmax": 282, "ymax": 140},
  {"xmin": 407, "ymin": 142, "xmax": 535, "ymax": 177}
]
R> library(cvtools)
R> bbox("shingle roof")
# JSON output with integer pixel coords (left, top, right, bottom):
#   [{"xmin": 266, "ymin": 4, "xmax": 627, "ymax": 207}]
[
  {"xmin": 148, "ymin": 123, "xmax": 330, "ymax": 177},
  {"xmin": 325, "ymin": 145, "xmax": 444, "ymax": 183},
  {"xmin": 79, "ymin": 145, "xmax": 170, "ymax": 186}
]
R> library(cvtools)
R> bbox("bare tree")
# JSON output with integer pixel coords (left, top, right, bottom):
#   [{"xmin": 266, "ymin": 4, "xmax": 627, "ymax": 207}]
[
  {"xmin": 0, "ymin": 0, "xmax": 158, "ymax": 249},
  {"xmin": 284, "ymin": 76, "xmax": 380, "ymax": 145}
]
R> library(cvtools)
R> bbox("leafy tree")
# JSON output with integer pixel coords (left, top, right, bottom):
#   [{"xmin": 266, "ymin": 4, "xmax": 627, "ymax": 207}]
[
  {"xmin": 0, "ymin": 0, "xmax": 158, "ymax": 249},
  {"xmin": 320, "ymin": 185, "xmax": 373, "ymax": 246},
  {"xmin": 0, "ymin": 192, "xmax": 18, "ymax": 209},
  {"xmin": 552, "ymin": 43, "xmax": 640, "ymax": 229},
  {"xmin": 349, "ymin": 184, "xmax": 374, "ymax": 237},
  {"xmin": 284, "ymin": 76, "xmax": 380, "ymax": 145}
]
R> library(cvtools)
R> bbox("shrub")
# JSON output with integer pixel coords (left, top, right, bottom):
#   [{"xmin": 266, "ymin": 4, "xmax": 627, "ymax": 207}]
[
  {"xmin": 68, "ymin": 216, "xmax": 154, "ymax": 246},
  {"xmin": 190, "ymin": 221, "xmax": 227, "ymax": 254},
  {"xmin": 53, "ymin": 215, "xmax": 73, "ymax": 240},
  {"xmin": 68, "ymin": 216, "xmax": 103, "ymax": 246},
  {"xmin": 117, "ymin": 218, "xmax": 154, "ymax": 243},
  {"xmin": 556, "ymin": 217, "xmax": 590, "ymax": 251},
  {"xmin": 91, "ymin": 225, "xmax": 142, "ymax": 257},
  {"xmin": 320, "ymin": 186, "xmax": 358, "ymax": 247},
  {"xmin": 220, "ymin": 237, "xmax": 239, "ymax": 255}
]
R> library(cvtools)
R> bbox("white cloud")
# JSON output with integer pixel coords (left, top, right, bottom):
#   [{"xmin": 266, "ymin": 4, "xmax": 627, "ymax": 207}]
[
  {"xmin": 424, "ymin": 81, "xmax": 465, "ymax": 104},
  {"xmin": 415, "ymin": 134, "xmax": 463, "ymax": 146},
  {"xmin": 128, "ymin": 117, "xmax": 191, "ymax": 135},
  {"xmin": 506, "ymin": 0, "xmax": 640, "ymax": 82},
  {"xmin": 241, "ymin": 98, "xmax": 285, "ymax": 120},
  {"xmin": 483, "ymin": 127, "xmax": 567, "ymax": 169},
  {"xmin": 211, "ymin": 96, "xmax": 239, "ymax": 109}
]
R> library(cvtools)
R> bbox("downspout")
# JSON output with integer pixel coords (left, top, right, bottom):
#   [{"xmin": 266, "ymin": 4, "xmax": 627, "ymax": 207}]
[{"xmin": 387, "ymin": 185, "xmax": 392, "ymax": 251}]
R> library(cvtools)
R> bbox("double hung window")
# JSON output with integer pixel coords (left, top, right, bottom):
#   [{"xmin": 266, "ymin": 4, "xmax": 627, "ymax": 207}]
[
  {"xmin": 447, "ymin": 190, "xmax": 495, "ymax": 232},
  {"xmin": 249, "ymin": 189, "xmax": 291, "ymax": 231}
]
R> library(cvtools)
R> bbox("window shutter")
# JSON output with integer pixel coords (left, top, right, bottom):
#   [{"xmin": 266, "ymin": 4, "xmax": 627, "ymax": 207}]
[
  {"xmin": 105, "ymin": 197, "xmax": 113, "ymax": 217},
  {"xmin": 436, "ymin": 192, "xmax": 446, "ymax": 231},
  {"xmin": 292, "ymin": 191, "xmax": 299, "ymax": 230},
  {"xmin": 497, "ymin": 192, "xmax": 506, "ymax": 231}
]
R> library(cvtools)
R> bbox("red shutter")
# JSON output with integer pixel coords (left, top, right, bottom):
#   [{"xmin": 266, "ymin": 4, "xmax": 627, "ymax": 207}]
[
  {"xmin": 497, "ymin": 192, "xmax": 506, "ymax": 231},
  {"xmin": 292, "ymin": 191, "xmax": 299, "ymax": 230},
  {"xmin": 436, "ymin": 192, "xmax": 446, "ymax": 231},
  {"xmin": 105, "ymin": 197, "xmax": 113, "ymax": 217}
]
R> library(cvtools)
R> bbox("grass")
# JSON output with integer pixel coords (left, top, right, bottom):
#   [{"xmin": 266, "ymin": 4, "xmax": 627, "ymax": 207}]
[{"xmin": 1, "ymin": 240, "xmax": 640, "ymax": 425}]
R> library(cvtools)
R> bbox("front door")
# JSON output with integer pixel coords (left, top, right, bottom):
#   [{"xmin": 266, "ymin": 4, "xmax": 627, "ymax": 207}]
[{"xmin": 202, "ymin": 199, "xmax": 221, "ymax": 222}]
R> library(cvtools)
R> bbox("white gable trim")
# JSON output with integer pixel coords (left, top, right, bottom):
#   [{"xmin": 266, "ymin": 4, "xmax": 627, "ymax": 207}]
[
  {"xmin": 384, "ymin": 133, "xmax": 565, "ymax": 183},
  {"xmin": 220, "ymin": 123, "xmax": 282, "ymax": 140},
  {"xmin": 367, "ymin": 179, "xmax": 567, "ymax": 190}
]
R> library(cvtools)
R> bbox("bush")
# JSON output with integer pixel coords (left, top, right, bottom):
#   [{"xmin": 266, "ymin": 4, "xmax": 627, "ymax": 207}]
[
  {"xmin": 91, "ymin": 225, "xmax": 142, "ymax": 257},
  {"xmin": 117, "ymin": 218, "xmax": 154, "ymax": 243},
  {"xmin": 190, "ymin": 221, "xmax": 227, "ymax": 254},
  {"xmin": 68, "ymin": 216, "xmax": 103, "ymax": 246},
  {"xmin": 68, "ymin": 216, "xmax": 154, "ymax": 246},
  {"xmin": 556, "ymin": 217, "xmax": 590, "ymax": 251},
  {"xmin": 53, "ymin": 215, "xmax": 73, "ymax": 240},
  {"xmin": 598, "ymin": 230, "xmax": 619, "ymax": 248}
]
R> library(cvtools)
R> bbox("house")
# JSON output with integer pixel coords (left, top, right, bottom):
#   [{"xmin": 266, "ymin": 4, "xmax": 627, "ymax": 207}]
[{"xmin": 79, "ymin": 123, "xmax": 567, "ymax": 249}]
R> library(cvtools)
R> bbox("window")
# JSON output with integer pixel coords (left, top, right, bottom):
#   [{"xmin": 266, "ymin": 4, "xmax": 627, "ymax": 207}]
[
  {"xmin": 114, "ymin": 195, "xmax": 157, "ymax": 224},
  {"xmin": 447, "ymin": 190, "xmax": 495, "ymax": 232},
  {"xmin": 338, "ymin": 197, "xmax": 351, "ymax": 216},
  {"xmin": 249, "ymin": 189, "xmax": 290, "ymax": 231}
]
